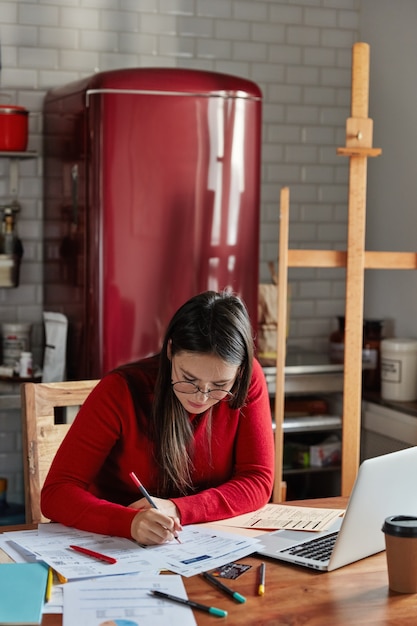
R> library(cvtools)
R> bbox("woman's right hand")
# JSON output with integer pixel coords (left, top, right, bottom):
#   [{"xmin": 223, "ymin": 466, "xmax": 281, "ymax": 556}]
[{"xmin": 130, "ymin": 507, "xmax": 182, "ymax": 545}]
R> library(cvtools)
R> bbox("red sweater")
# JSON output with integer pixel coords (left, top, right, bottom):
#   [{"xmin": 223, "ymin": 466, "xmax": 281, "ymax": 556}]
[{"xmin": 41, "ymin": 356, "xmax": 275, "ymax": 539}]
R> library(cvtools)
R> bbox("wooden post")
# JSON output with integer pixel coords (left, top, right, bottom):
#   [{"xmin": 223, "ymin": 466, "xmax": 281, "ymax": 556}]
[
  {"xmin": 340, "ymin": 43, "xmax": 373, "ymax": 495},
  {"xmin": 273, "ymin": 187, "xmax": 289, "ymax": 502},
  {"xmin": 272, "ymin": 43, "xmax": 385, "ymax": 502}
]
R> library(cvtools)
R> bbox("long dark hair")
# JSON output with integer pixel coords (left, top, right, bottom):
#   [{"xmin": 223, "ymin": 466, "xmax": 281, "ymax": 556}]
[{"xmin": 151, "ymin": 290, "xmax": 254, "ymax": 496}]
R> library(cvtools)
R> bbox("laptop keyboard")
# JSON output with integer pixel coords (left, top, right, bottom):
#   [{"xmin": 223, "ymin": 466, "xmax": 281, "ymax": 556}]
[{"xmin": 280, "ymin": 531, "xmax": 338, "ymax": 562}]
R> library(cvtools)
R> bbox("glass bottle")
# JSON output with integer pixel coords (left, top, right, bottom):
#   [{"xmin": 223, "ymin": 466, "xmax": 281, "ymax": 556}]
[
  {"xmin": 329, "ymin": 316, "xmax": 345, "ymax": 364},
  {"xmin": 362, "ymin": 319, "xmax": 384, "ymax": 392},
  {"xmin": 1, "ymin": 209, "xmax": 23, "ymax": 258}
]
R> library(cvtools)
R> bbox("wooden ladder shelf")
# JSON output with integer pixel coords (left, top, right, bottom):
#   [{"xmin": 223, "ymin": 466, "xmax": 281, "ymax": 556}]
[{"xmin": 273, "ymin": 42, "xmax": 417, "ymax": 503}]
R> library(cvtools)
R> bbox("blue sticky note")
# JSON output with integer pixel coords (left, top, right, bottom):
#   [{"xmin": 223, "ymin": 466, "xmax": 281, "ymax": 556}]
[{"xmin": 0, "ymin": 562, "xmax": 48, "ymax": 624}]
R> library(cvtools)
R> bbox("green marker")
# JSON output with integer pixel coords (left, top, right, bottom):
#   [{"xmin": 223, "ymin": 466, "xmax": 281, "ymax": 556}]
[
  {"xmin": 202, "ymin": 571, "xmax": 247, "ymax": 603},
  {"xmin": 150, "ymin": 589, "xmax": 228, "ymax": 618}
]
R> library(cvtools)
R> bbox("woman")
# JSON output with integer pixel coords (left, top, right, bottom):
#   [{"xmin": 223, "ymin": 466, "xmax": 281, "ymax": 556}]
[{"xmin": 41, "ymin": 291, "xmax": 275, "ymax": 545}]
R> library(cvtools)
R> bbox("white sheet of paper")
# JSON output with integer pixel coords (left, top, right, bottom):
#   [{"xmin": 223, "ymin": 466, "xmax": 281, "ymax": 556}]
[
  {"xmin": 0, "ymin": 530, "xmax": 39, "ymax": 562},
  {"xmin": 43, "ymin": 583, "xmax": 64, "ymax": 614},
  {"xmin": 63, "ymin": 574, "xmax": 197, "ymax": 626},
  {"xmin": 212, "ymin": 503, "xmax": 345, "ymax": 531},
  {"xmin": 142, "ymin": 524, "xmax": 260, "ymax": 577}
]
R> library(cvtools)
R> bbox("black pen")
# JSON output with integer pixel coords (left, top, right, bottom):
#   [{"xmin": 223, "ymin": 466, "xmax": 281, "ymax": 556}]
[
  {"xmin": 150, "ymin": 589, "xmax": 228, "ymax": 617},
  {"xmin": 129, "ymin": 471, "xmax": 182, "ymax": 543},
  {"xmin": 202, "ymin": 571, "xmax": 246, "ymax": 603}
]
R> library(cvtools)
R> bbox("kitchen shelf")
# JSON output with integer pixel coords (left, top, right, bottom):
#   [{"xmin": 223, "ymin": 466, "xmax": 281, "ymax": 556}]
[
  {"xmin": 263, "ymin": 349, "xmax": 343, "ymax": 500},
  {"xmin": 263, "ymin": 350, "xmax": 343, "ymax": 396},
  {"xmin": 282, "ymin": 415, "xmax": 342, "ymax": 434},
  {"xmin": 284, "ymin": 465, "xmax": 340, "ymax": 476},
  {"xmin": 0, "ymin": 151, "xmax": 37, "ymax": 158}
]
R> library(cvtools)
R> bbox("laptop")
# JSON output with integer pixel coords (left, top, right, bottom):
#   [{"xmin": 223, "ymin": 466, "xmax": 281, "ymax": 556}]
[{"xmin": 256, "ymin": 446, "xmax": 417, "ymax": 571}]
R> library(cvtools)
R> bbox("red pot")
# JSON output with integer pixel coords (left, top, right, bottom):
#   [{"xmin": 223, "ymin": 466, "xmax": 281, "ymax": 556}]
[{"xmin": 0, "ymin": 105, "xmax": 29, "ymax": 151}]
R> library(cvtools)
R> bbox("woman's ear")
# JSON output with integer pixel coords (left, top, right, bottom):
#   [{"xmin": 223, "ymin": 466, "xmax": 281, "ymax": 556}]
[{"xmin": 166, "ymin": 339, "xmax": 172, "ymax": 360}]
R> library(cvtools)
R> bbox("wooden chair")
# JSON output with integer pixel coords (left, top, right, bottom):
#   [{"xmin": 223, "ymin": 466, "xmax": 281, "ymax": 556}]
[{"xmin": 20, "ymin": 379, "xmax": 100, "ymax": 523}]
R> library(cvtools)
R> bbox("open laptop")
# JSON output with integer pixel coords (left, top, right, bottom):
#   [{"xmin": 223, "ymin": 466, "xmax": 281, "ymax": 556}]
[{"xmin": 256, "ymin": 446, "xmax": 417, "ymax": 571}]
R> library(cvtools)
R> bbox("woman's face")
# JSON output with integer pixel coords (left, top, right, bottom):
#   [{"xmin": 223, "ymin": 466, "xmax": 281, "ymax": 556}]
[{"xmin": 170, "ymin": 350, "xmax": 239, "ymax": 414}]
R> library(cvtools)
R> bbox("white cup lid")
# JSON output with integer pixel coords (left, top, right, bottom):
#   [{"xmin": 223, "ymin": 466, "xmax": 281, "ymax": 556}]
[{"xmin": 381, "ymin": 338, "xmax": 417, "ymax": 352}]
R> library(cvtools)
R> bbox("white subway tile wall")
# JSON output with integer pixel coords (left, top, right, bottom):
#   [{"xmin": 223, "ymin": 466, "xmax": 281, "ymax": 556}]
[{"xmin": 0, "ymin": 0, "xmax": 360, "ymax": 502}]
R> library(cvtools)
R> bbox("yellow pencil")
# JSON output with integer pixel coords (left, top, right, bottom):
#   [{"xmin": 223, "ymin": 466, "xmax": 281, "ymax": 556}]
[
  {"xmin": 258, "ymin": 562, "xmax": 266, "ymax": 596},
  {"xmin": 45, "ymin": 567, "xmax": 53, "ymax": 602},
  {"xmin": 54, "ymin": 569, "xmax": 68, "ymax": 584}
]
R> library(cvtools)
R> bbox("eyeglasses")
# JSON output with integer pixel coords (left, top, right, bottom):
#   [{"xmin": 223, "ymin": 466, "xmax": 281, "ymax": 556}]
[{"xmin": 171, "ymin": 380, "xmax": 234, "ymax": 401}]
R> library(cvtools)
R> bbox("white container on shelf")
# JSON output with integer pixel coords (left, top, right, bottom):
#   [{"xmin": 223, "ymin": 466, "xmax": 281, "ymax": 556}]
[
  {"xmin": 1, "ymin": 322, "xmax": 31, "ymax": 366},
  {"xmin": 380, "ymin": 338, "xmax": 417, "ymax": 402},
  {"xmin": 19, "ymin": 351, "xmax": 33, "ymax": 378}
]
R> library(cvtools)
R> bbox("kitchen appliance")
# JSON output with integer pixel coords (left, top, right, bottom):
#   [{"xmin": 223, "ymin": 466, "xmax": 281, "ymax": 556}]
[{"xmin": 43, "ymin": 68, "xmax": 262, "ymax": 379}]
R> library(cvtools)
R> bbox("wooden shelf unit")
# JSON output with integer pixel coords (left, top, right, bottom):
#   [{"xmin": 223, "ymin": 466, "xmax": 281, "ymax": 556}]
[{"xmin": 272, "ymin": 42, "xmax": 417, "ymax": 502}]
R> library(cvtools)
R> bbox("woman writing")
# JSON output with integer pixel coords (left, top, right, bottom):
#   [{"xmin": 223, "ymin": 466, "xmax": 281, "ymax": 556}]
[{"xmin": 41, "ymin": 291, "xmax": 275, "ymax": 545}]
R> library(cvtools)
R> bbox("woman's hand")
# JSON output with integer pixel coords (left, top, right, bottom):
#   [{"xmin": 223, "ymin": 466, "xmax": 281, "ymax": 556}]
[{"xmin": 129, "ymin": 498, "xmax": 182, "ymax": 545}]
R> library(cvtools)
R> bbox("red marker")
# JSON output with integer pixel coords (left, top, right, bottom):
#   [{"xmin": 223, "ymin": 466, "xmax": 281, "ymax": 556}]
[{"xmin": 69, "ymin": 544, "xmax": 117, "ymax": 564}]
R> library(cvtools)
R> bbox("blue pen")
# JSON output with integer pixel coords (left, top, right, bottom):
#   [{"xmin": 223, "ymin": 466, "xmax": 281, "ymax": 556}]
[
  {"xmin": 202, "ymin": 571, "xmax": 246, "ymax": 603},
  {"xmin": 150, "ymin": 589, "xmax": 227, "ymax": 617}
]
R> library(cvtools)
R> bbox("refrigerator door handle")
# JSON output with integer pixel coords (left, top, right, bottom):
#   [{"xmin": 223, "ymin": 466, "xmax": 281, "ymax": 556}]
[{"xmin": 71, "ymin": 164, "xmax": 78, "ymax": 227}]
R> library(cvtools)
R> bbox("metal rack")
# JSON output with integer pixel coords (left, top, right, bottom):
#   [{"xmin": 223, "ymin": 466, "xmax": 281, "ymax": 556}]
[{"xmin": 264, "ymin": 350, "xmax": 343, "ymax": 498}]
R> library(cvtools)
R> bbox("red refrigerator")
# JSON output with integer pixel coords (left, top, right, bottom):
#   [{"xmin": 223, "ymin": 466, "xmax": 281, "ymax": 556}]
[{"xmin": 43, "ymin": 68, "xmax": 262, "ymax": 380}]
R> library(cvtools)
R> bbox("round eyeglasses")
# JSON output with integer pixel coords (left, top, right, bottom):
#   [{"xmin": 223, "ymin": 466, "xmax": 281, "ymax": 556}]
[{"xmin": 171, "ymin": 380, "xmax": 234, "ymax": 401}]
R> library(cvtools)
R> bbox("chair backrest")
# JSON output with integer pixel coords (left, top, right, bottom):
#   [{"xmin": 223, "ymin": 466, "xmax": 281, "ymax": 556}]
[{"xmin": 21, "ymin": 379, "xmax": 100, "ymax": 524}]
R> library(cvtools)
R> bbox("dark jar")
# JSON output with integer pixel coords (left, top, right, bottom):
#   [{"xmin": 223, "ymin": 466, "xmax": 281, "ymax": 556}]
[
  {"xmin": 329, "ymin": 316, "xmax": 345, "ymax": 364},
  {"xmin": 0, "ymin": 477, "xmax": 7, "ymax": 513},
  {"xmin": 362, "ymin": 319, "xmax": 384, "ymax": 392}
]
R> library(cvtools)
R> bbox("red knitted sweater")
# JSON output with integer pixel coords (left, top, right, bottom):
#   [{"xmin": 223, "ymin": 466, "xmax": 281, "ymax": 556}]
[{"xmin": 41, "ymin": 356, "xmax": 275, "ymax": 539}]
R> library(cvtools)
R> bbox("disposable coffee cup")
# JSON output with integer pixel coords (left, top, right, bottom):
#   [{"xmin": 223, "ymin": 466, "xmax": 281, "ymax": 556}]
[{"xmin": 382, "ymin": 515, "xmax": 417, "ymax": 593}]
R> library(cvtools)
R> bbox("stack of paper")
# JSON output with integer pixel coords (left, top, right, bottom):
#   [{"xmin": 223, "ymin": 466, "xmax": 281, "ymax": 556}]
[
  {"xmin": 3, "ymin": 523, "xmax": 260, "ymax": 579},
  {"xmin": 0, "ymin": 522, "xmax": 260, "ymax": 623}
]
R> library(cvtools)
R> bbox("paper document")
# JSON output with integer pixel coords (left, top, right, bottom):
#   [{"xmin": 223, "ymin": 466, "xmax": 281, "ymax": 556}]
[
  {"xmin": 4, "ymin": 526, "xmax": 158, "ymax": 580},
  {"xmin": 42, "ymin": 583, "xmax": 64, "ymax": 615},
  {"xmin": 213, "ymin": 503, "xmax": 345, "ymax": 531},
  {"xmin": 5, "ymin": 523, "xmax": 259, "ymax": 578},
  {"xmin": 0, "ymin": 529, "xmax": 39, "ymax": 562},
  {"xmin": 142, "ymin": 524, "xmax": 260, "ymax": 576},
  {"xmin": 63, "ymin": 573, "xmax": 197, "ymax": 626}
]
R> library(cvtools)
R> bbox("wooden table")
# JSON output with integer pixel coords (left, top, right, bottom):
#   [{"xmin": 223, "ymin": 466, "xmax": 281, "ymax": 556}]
[{"xmin": 3, "ymin": 497, "xmax": 417, "ymax": 625}]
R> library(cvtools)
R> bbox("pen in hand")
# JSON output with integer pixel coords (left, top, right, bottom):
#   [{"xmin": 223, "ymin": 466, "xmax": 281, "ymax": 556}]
[
  {"xmin": 202, "ymin": 571, "xmax": 246, "ymax": 603},
  {"xmin": 129, "ymin": 471, "xmax": 158, "ymax": 508},
  {"xmin": 129, "ymin": 471, "xmax": 182, "ymax": 543},
  {"xmin": 258, "ymin": 561, "xmax": 266, "ymax": 596}
]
